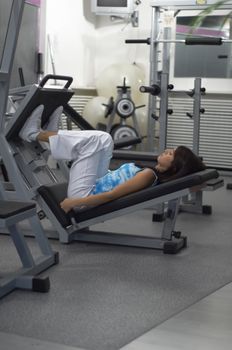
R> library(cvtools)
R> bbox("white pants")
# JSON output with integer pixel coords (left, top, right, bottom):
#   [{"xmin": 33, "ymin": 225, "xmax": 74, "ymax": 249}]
[{"xmin": 49, "ymin": 130, "xmax": 114, "ymax": 198}]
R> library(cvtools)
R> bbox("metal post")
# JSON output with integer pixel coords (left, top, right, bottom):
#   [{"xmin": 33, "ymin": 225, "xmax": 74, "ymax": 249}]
[
  {"xmin": 158, "ymin": 73, "xmax": 169, "ymax": 153},
  {"xmin": 158, "ymin": 28, "xmax": 172, "ymax": 153},
  {"xmin": 162, "ymin": 27, "xmax": 171, "ymax": 74},
  {"xmin": 192, "ymin": 77, "xmax": 202, "ymax": 155},
  {"xmin": 147, "ymin": 6, "xmax": 160, "ymax": 151}
]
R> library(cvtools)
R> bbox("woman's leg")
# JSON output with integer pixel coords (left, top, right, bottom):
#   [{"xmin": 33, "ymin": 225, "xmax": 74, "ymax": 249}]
[
  {"xmin": 19, "ymin": 105, "xmax": 44, "ymax": 142},
  {"xmin": 49, "ymin": 130, "xmax": 114, "ymax": 198},
  {"xmin": 18, "ymin": 107, "xmax": 114, "ymax": 198},
  {"xmin": 43, "ymin": 106, "xmax": 63, "ymax": 131}
]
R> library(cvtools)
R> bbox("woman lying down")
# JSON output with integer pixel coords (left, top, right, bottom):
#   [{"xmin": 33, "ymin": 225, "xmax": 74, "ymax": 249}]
[{"xmin": 19, "ymin": 105, "xmax": 206, "ymax": 213}]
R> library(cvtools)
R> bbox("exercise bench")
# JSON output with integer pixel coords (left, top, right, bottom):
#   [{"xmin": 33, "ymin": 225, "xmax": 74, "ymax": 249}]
[
  {"xmin": 37, "ymin": 168, "xmax": 219, "ymax": 253},
  {"xmin": 0, "ymin": 198, "xmax": 59, "ymax": 298}
]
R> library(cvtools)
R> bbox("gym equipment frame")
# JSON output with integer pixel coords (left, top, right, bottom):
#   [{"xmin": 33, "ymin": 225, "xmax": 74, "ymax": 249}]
[
  {"xmin": 0, "ymin": 0, "xmax": 58, "ymax": 298},
  {"xmin": 126, "ymin": 0, "xmax": 232, "ymax": 151},
  {"xmin": 124, "ymin": 1, "xmax": 228, "ymax": 216}
]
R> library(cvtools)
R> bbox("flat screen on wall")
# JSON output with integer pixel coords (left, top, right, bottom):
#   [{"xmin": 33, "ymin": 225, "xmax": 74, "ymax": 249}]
[
  {"xmin": 91, "ymin": 0, "xmax": 135, "ymax": 15},
  {"xmin": 26, "ymin": 0, "xmax": 40, "ymax": 6}
]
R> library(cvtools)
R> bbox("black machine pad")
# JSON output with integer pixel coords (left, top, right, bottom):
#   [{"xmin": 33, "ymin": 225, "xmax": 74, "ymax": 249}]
[{"xmin": 38, "ymin": 169, "xmax": 219, "ymax": 228}]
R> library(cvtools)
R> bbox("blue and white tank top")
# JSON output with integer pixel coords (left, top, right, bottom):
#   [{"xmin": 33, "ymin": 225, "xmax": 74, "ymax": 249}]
[{"xmin": 91, "ymin": 163, "xmax": 142, "ymax": 195}]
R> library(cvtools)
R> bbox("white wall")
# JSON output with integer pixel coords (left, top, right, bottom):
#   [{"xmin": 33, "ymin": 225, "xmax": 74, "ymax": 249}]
[
  {"xmin": 43, "ymin": 0, "xmax": 96, "ymax": 87},
  {"xmin": 41, "ymin": 0, "xmax": 232, "ymax": 93},
  {"xmin": 42, "ymin": 0, "xmax": 151, "ymax": 90}
]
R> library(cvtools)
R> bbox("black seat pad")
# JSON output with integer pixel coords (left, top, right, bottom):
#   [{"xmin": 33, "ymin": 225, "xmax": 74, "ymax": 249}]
[
  {"xmin": 38, "ymin": 169, "xmax": 219, "ymax": 228},
  {"xmin": 0, "ymin": 200, "xmax": 35, "ymax": 218}
]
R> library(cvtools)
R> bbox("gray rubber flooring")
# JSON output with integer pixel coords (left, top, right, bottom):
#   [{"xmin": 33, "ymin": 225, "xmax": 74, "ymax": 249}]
[
  {"xmin": 0, "ymin": 176, "xmax": 231, "ymax": 350},
  {"xmin": 121, "ymin": 281, "xmax": 232, "ymax": 350}
]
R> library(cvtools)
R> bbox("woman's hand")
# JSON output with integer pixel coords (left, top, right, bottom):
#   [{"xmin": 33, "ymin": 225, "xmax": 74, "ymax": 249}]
[{"xmin": 60, "ymin": 198, "xmax": 82, "ymax": 213}]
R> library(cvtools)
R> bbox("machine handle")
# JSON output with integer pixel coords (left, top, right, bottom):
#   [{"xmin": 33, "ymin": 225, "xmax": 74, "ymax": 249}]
[
  {"xmin": 125, "ymin": 38, "xmax": 151, "ymax": 45},
  {"xmin": 185, "ymin": 37, "xmax": 222, "ymax": 45},
  {"xmin": 39, "ymin": 74, "xmax": 73, "ymax": 88},
  {"xmin": 140, "ymin": 84, "xmax": 161, "ymax": 96}
]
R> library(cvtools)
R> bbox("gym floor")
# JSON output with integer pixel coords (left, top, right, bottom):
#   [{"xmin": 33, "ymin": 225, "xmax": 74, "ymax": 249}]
[{"xmin": 0, "ymin": 174, "xmax": 231, "ymax": 350}]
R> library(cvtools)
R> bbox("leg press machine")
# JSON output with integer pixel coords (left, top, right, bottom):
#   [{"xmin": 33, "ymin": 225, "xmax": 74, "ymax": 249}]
[{"xmin": 2, "ymin": 76, "xmax": 223, "ymax": 253}]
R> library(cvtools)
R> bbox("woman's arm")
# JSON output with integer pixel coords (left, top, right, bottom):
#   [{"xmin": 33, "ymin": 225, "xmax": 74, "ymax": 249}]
[{"xmin": 60, "ymin": 168, "xmax": 156, "ymax": 213}]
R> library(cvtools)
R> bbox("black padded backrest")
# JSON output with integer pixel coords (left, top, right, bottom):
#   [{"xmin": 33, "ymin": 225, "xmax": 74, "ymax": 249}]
[
  {"xmin": 38, "ymin": 169, "xmax": 219, "ymax": 228},
  {"xmin": 72, "ymin": 169, "xmax": 219, "ymax": 222},
  {"xmin": 6, "ymin": 87, "xmax": 74, "ymax": 140}
]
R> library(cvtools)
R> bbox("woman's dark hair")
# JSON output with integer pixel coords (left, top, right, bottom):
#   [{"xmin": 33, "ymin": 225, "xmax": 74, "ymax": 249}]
[{"xmin": 156, "ymin": 145, "xmax": 206, "ymax": 183}]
